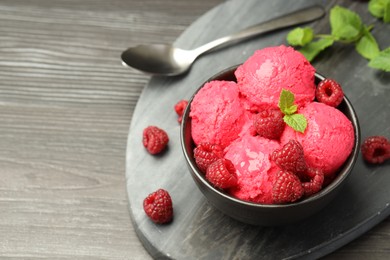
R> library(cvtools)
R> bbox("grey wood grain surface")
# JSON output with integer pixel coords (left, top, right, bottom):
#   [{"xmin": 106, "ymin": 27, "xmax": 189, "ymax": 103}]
[{"xmin": 0, "ymin": 0, "xmax": 388, "ymax": 259}]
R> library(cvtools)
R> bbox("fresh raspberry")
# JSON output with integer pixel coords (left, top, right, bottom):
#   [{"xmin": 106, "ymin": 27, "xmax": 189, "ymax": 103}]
[
  {"xmin": 194, "ymin": 142, "xmax": 224, "ymax": 173},
  {"xmin": 143, "ymin": 189, "xmax": 173, "ymax": 224},
  {"xmin": 270, "ymin": 139, "xmax": 307, "ymax": 177},
  {"xmin": 302, "ymin": 167, "xmax": 324, "ymax": 197},
  {"xmin": 174, "ymin": 99, "xmax": 188, "ymax": 123},
  {"xmin": 206, "ymin": 158, "xmax": 237, "ymax": 189},
  {"xmin": 253, "ymin": 108, "xmax": 285, "ymax": 140},
  {"xmin": 272, "ymin": 170, "xmax": 304, "ymax": 204},
  {"xmin": 316, "ymin": 78, "xmax": 344, "ymax": 107},
  {"xmin": 361, "ymin": 135, "xmax": 390, "ymax": 164},
  {"xmin": 142, "ymin": 126, "xmax": 169, "ymax": 155}
]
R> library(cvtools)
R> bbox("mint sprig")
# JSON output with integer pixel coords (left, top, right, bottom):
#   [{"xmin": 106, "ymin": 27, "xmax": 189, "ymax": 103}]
[
  {"xmin": 278, "ymin": 89, "xmax": 307, "ymax": 133},
  {"xmin": 286, "ymin": 5, "xmax": 390, "ymax": 72}
]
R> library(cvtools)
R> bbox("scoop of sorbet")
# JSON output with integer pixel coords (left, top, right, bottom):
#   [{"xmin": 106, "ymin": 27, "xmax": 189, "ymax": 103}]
[
  {"xmin": 190, "ymin": 80, "xmax": 246, "ymax": 148},
  {"xmin": 224, "ymin": 134, "xmax": 281, "ymax": 204},
  {"xmin": 235, "ymin": 45, "xmax": 316, "ymax": 110},
  {"xmin": 281, "ymin": 102, "xmax": 355, "ymax": 176}
]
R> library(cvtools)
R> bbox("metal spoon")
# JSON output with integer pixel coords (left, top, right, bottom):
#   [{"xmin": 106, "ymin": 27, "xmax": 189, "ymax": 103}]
[{"xmin": 121, "ymin": 5, "xmax": 325, "ymax": 76}]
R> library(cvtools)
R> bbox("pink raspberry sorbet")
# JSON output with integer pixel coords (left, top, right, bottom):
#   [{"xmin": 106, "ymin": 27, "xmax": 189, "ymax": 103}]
[
  {"xmin": 190, "ymin": 80, "xmax": 246, "ymax": 148},
  {"xmin": 235, "ymin": 45, "xmax": 316, "ymax": 111},
  {"xmin": 281, "ymin": 102, "xmax": 355, "ymax": 176},
  {"xmin": 224, "ymin": 134, "xmax": 281, "ymax": 204}
]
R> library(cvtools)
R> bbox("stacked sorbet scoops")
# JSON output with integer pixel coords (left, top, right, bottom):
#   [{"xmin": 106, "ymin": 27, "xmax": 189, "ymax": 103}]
[{"xmin": 190, "ymin": 45, "xmax": 355, "ymax": 204}]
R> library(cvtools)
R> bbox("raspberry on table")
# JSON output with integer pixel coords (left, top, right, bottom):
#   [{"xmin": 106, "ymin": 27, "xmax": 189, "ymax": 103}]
[
  {"xmin": 361, "ymin": 135, "xmax": 390, "ymax": 164},
  {"xmin": 253, "ymin": 107, "xmax": 285, "ymax": 140},
  {"xmin": 206, "ymin": 158, "xmax": 238, "ymax": 189},
  {"xmin": 143, "ymin": 189, "xmax": 173, "ymax": 224},
  {"xmin": 174, "ymin": 99, "xmax": 188, "ymax": 123},
  {"xmin": 142, "ymin": 126, "xmax": 169, "ymax": 155},
  {"xmin": 194, "ymin": 142, "xmax": 224, "ymax": 173},
  {"xmin": 270, "ymin": 139, "xmax": 307, "ymax": 177},
  {"xmin": 272, "ymin": 170, "xmax": 304, "ymax": 204},
  {"xmin": 315, "ymin": 78, "xmax": 344, "ymax": 107},
  {"xmin": 302, "ymin": 167, "xmax": 324, "ymax": 197}
]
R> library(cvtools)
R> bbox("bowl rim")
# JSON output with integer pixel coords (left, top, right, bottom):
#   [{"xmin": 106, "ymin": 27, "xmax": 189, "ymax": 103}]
[{"xmin": 180, "ymin": 64, "xmax": 361, "ymax": 209}]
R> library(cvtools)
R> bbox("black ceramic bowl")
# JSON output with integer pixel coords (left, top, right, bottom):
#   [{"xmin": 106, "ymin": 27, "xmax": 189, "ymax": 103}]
[{"xmin": 180, "ymin": 65, "xmax": 360, "ymax": 226}]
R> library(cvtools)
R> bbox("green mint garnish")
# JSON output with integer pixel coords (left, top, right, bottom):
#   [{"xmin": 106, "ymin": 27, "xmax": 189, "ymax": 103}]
[
  {"xmin": 355, "ymin": 25, "xmax": 380, "ymax": 60},
  {"xmin": 283, "ymin": 114, "xmax": 307, "ymax": 134},
  {"xmin": 330, "ymin": 5, "xmax": 363, "ymax": 42},
  {"xmin": 285, "ymin": 5, "xmax": 390, "ymax": 72},
  {"xmin": 286, "ymin": 27, "xmax": 314, "ymax": 47},
  {"xmin": 278, "ymin": 89, "xmax": 297, "ymax": 115},
  {"xmin": 369, "ymin": 0, "xmax": 390, "ymax": 23},
  {"xmin": 299, "ymin": 38, "xmax": 334, "ymax": 61},
  {"xmin": 278, "ymin": 89, "xmax": 307, "ymax": 133},
  {"xmin": 368, "ymin": 47, "xmax": 390, "ymax": 71}
]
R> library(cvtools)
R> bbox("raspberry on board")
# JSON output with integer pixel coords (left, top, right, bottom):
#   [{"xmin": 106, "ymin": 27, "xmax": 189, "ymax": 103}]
[
  {"xmin": 143, "ymin": 189, "xmax": 173, "ymax": 224},
  {"xmin": 194, "ymin": 142, "xmax": 224, "ymax": 173},
  {"xmin": 253, "ymin": 107, "xmax": 285, "ymax": 140},
  {"xmin": 206, "ymin": 158, "xmax": 238, "ymax": 189},
  {"xmin": 361, "ymin": 135, "xmax": 390, "ymax": 164},
  {"xmin": 272, "ymin": 170, "xmax": 304, "ymax": 204},
  {"xmin": 174, "ymin": 99, "xmax": 188, "ymax": 124},
  {"xmin": 315, "ymin": 78, "xmax": 344, "ymax": 107},
  {"xmin": 142, "ymin": 126, "xmax": 169, "ymax": 155},
  {"xmin": 270, "ymin": 139, "xmax": 307, "ymax": 177}
]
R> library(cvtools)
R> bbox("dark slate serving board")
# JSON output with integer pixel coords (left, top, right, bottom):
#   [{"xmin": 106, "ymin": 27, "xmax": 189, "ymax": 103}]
[{"xmin": 125, "ymin": 0, "xmax": 390, "ymax": 259}]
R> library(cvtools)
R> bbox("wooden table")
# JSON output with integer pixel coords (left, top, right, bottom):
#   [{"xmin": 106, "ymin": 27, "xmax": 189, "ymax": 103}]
[{"xmin": 0, "ymin": 0, "xmax": 388, "ymax": 259}]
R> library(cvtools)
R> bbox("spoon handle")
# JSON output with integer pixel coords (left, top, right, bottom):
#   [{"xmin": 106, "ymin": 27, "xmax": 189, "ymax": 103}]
[{"xmin": 192, "ymin": 5, "xmax": 325, "ymax": 56}]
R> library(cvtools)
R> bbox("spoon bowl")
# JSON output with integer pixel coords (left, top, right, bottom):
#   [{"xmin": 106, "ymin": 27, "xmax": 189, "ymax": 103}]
[{"xmin": 121, "ymin": 44, "xmax": 196, "ymax": 76}]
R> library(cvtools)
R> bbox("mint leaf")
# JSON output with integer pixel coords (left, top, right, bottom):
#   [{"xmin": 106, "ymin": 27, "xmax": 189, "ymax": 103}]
[
  {"xmin": 330, "ymin": 6, "xmax": 363, "ymax": 41},
  {"xmin": 284, "ymin": 104, "xmax": 298, "ymax": 115},
  {"xmin": 355, "ymin": 26, "xmax": 380, "ymax": 60},
  {"xmin": 287, "ymin": 27, "xmax": 314, "ymax": 47},
  {"xmin": 278, "ymin": 89, "xmax": 307, "ymax": 133},
  {"xmin": 283, "ymin": 114, "xmax": 307, "ymax": 133},
  {"xmin": 278, "ymin": 89, "xmax": 295, "ymax": 115},
  {"xmin": 299, "ymin": 38, "xmax": 334, "ymax": 61},
  {"xmin": 369, "ymin": 0, "xmax": 390, "ymax": 22},
  {"xmin": 368, "ymin": 47, "xmax": 390, "ymax": 71}
]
